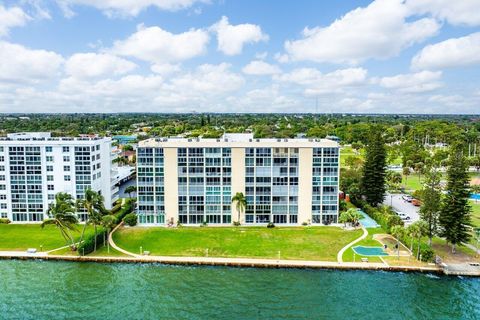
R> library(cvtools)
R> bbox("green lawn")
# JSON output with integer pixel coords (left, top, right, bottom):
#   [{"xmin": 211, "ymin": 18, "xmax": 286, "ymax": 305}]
[
  {"xmin": 0, "ymin": 224, "xmax": 94, "ymax": 251},
  {"xmin": 113, "ymin": 226, "xmax": 363, "ymax": 261},
  {"xmin": 342, "ymin": 227, "xmax": 385, "ymax": 263},
  {"xmin": 340, "ymin": 146, "xmax": 363, "ymax": 168},
  {"xmin": 470, "ymin": 201, "xmax": 480, "ymax": 228}
]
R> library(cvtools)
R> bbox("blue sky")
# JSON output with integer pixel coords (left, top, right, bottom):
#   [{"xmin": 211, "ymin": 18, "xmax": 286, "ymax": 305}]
[{"xmin": 1, "ymin": 0, "xmax": 479, "ymax": 113}]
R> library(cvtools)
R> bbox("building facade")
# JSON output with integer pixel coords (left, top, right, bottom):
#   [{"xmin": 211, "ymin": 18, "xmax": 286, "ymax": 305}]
[
  {"xmin": 136, "ymin": 134, "xmax": 339, "ymax": 226},
  {"xmin": 0, "ymin": 132, "xmax": 118, "ymax": 223}
]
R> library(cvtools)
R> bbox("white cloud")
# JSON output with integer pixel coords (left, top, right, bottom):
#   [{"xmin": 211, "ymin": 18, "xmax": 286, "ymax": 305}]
[
  {"xmin": 0, "ymin": 5, "xmax": 31, "ymax": 37},
  {"xmin": 151, "ymin": 63, "xmax": 181, "ymax": 76},
  {"xmin": 168, "ymin": 63, "xmax": 244, "ymax": 95},
  {"xmin": 406, "ymin": 0, "xmax": 480, "ymax": 26},
  {"xmin": 242, "ymin": 60, "xmax": 281, "ymax": 75},
  {"xmin": 379, "ymin": 70, "xmax": 443, "ymax": 93},
  {"xmin": 412, "ymin": 32, "xmax": 480, "ymax": 70},
  {"xmin": 57, "ymin": 0, "xmax": 208, "ymax": 17},
  {"xmin": 65, "ymin": 53, "xmax": 137, "ymax": 79},
  {"xmin": 111, "ymin": 24, "xmax": 209, "ymax": 64},
  {"xmin": 284, "ymin": 0, "xmax": 440, "ymax": 64},
  {"xmin": 0, "ymin": 41, "xmax": 64, "ymax": 83},
  {"xmin": 210, "ymin": 16, "xmax": 268, "ymax": 55},
  {"xmin": 275, "ymin": 67, "xmax": 368, "ymax": 95}
]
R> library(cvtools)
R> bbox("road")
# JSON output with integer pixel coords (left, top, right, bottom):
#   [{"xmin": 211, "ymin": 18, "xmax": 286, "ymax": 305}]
[{"xmin": 384, "ymin": 193, "xmax": 420, "ymax": 224}]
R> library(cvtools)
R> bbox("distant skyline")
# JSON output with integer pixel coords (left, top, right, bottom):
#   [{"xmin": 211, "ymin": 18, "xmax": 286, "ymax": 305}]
[{"xmin": 0, "ymin": 0, "xmax": 479, "ymax": 114}]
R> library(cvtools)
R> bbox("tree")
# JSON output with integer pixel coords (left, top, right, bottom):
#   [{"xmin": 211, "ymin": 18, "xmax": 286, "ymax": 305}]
[
  {"xmin": 419, "ymin": 167, "xmax": 442, "ymax": 245},
  {"xmin": 231, "ymin": 192, "xmax": 247, "ymax": 224},
  {"xmin": 125, "ymin": 185, "xmax": 137, "ymax": 198},
  {"xmin": 361, "ymin": 126, "xmax": 387, "ymax": 206},
  {"xmin": 77, "ymin": 188, "xmax": 107, "ymax": 252},
  {"xmin": 42, "ymin": 192, "xmax": 78, "ymax": 250},
  {"xmin": 439, "ymin": 144, "xmax": 472, "ymax": 253},
  {"xmin": 402, "ymin": 166, "xmax": 410, "ymax": 183},
  {"xmin": 101, "ymin": 215, "xmax": 116, "ymax": 253},
  {"xmin": 414, "ymin": 162, "xmax": 425, "ymax": 181},
  {"xmin": 391, "ymin": 225, "xmax": 405, "ymax": 260},
  {"xmin": 339, "ymin": 211, "xmax": 349, "ymax": 228}
]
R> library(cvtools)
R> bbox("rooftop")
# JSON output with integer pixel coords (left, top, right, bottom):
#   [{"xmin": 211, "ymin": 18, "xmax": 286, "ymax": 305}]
[{"xmin": 0, "ymin": 132, "xmax": 110, "ymax": 143}]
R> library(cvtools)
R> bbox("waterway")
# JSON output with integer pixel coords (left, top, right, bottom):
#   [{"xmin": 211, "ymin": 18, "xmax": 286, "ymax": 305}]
[{"xmin": 0, "ymin": 260, "xmax": 479, "ymax": 319}]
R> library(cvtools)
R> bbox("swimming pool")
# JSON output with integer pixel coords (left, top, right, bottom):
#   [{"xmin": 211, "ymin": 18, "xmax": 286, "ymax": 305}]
[
  {"xmin": 471, "ymin": 194, "xmax": 480, "ymax": 201},
  {"xmin": 357, "ymin": 209, "xmax": 380, "ymax": 228},
  {"xmin": 353, "ymin": 246, "xmax": 388, "ymax": 256}
]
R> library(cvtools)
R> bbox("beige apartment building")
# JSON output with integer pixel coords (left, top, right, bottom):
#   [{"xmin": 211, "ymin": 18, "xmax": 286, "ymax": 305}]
[{"xmin": 136, "ymin": 133, "xmax": 339, "ymax": 226}]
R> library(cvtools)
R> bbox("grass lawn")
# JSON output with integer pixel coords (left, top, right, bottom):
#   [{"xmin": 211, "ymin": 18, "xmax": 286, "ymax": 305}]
[
  {"xmin": 340, "ymin": 146, "xmax": 363, "ymax": 168},
  {"xmin": 113, "ymin": 226, "xmax": 362, "ymax": 261},
  {"xmin": 0, "ymin": 224, "xmax": 94, "ymax": 252},
  {"xmin": 342, "ymin": 227, "xmax": 385, "ymax": 263},
  {"xmin": 88, "ymin": 244, "xmax": 127, "ymax": 257},
  {"xmin": 431, "ymin": 237, "xmax": 479, "ymax": 263},
  {"xmin": 470, "ymin": 200, "xmax": 480, "ymax": 228}
]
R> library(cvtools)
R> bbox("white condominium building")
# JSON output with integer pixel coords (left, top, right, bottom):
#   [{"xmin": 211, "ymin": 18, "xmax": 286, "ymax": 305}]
[
  {"xmin": 136, "ymin": 133, "xmax": 339, "ymax": 226},
  {"xmin": 0, "ymin": 132, "xmax": 118, "ymax": 223}
]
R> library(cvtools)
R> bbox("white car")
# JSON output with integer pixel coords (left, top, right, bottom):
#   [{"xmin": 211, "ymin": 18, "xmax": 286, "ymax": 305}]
[
  {"xmin": 402, "ymin": 195, "xmax": 413, "ymax": 202},
  {"xmin": 397, "ymin": 212, "xmax": 411, "ymax": 220}
]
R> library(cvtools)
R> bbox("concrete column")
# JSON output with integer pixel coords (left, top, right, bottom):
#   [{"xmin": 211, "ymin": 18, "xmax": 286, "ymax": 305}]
[
  {"xmin": 163, "ymin": 147, "xmax": 178, "ymax": 224},
  {"xmin": 231, "ymin": 147, "xmax": 245, "ymax": 223},
  {"xmin": 298, "ymin": 148, "xmax": 312, "ymax": 224}
]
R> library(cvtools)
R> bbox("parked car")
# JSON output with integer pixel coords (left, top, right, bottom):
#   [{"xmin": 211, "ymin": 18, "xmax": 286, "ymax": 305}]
[
  {"xmin": 397, "ymin": 212, "xmax": 411, "ymax": 220},
  {"xmin": 412, "ymin": 199, "xmax": 421, "ymax": 206},
  {"xmin": 402, "ymin": 195, "xmax": 413, "ymax": 202}
]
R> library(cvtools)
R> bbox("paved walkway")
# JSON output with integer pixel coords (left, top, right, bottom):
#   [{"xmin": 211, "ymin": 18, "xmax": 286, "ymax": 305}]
[
  {"xmin": 337, "ymin": 226, "xmax": 368, "ymax": 263},
  {"xmin": 108, "ymin": 222, "xmax": 139, "ymax": 257}
]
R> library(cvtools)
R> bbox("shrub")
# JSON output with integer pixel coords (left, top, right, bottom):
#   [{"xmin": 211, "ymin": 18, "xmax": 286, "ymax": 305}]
[
  {"xmin": 267, "ymin": 222, "xmax": 275, "ymax": 228},
  {"xmin": 200, "ymin": 221, "xmax": 208, "ymax": 227},
  {"xmin": 77, "ymin": 227, "xmax": 107, "ymax": 256},
  {"xmin": 123, "ymin": 213, "xmax": 137, "ymax": 226},
  {"xmin": 114, "ymin": 198, "xmax": 134, "ymax": 224},
  {"xmin": 0, "ymin": 218, "xmax": 11, "ymax": 224},
  {"xmin": 301, "ymin": 221, "xmax": 308, "ymax": 226},
  {"xmin": 110, "ymin": 202, "xmax": 122, "ymax": 214},
  {"xmin": 233, "ymin": 221, "xmax": 241, "ymax": 226}
]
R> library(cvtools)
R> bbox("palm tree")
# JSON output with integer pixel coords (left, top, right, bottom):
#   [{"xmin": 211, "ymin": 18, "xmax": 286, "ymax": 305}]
[
  {"xmin": 77, "ymin": 188, "xmax": 106, "ymax": 252},
  {"xmin": 42, "ymin": 192, "xmax": 78, "ymax": 250},
  {"xmin": 406, "ymin": 223, "xmax": 419, "ymax": 253},
  {"xmin": 102, "ymin": 215, "xmax": 117, "ymax": 253},
  {"xmin": 391, "ymin": 225, "xmax": 405, "ymax": 260},
  {"xmin": 231, "ymin": 192, "xmax": 247, "ymax": 225},
  {"xmin": 339, "ymin": 211, "xmax": 349, "ymax": 228},
  {"xmin": 125, "ymin": 185, "xmax": 137, "ymax": 198},
  {"xmin": 346, "ymin": 208, "xmax": 362, "ymax": 228}
]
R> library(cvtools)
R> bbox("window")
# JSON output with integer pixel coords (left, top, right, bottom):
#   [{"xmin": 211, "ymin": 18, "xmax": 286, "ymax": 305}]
[
  {"xmin": 1, "ymin": 204, "xmax": 6, "ymax": 209},
  {"xmin": 46, "ymin": 146, "xmax": 52, "ymax": 152},
  {"xmin": 0, "ymin": 156, "xmax": 4, "ymax": 162},
  {"xmin": 0, "ymin": 212, "xmax": 6, "ymax": 218},
  {"xmin": 0, "ymin": 146, "xmax": 3, "ymax": 152},
  {"xmin": 47, "ymin": 165, "xmax": 53, "ymax": 172},
  {"xmin": 0, "ymin": 166, "xmax": 4, "ymax": 171},
  {"xmin": 0, "ymin": 195, "xmax": 6, "ymax": 200},
  {"xmin": 47, "ymin": 175, "xmax": 54, "ymax": 181},
  {"xmin": 96, "ymin": 145, "xmax": 100, "ymax": 151},
  {"xmin": 47, "ymin": 185, "xmax": 54, "ymax": 191},
  {"xmin": 63, "ymin": 156, "xmax": 70, "ymax": 162},
  {"xmin": 46, "ymin": 156, "xmax": 54, "ymax": 162},
  {"xmin": 64, "ymin": 165, "xmax": 70, "ymax": 171},
  {"xmin": 0, "ymin": 175, "xmax": 4, "ymax": 181},
  {"xmin": 48, "ymin": 194, "xmax": 55, "ymax": 200},
  {"xmin": 63, "ymin": 146, "xmax": 70, "ymax": 152},
  {"xmin": 0, "ymin": 185, "xmax": 5, "ymax": 190},
  {"xmin": 64, "ymin": 175, "xmax": 71, "ymax": 181}
]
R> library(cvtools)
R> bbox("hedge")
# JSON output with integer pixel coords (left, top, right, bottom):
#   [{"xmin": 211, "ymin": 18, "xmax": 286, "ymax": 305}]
[
  {"xmin": 0, "ymin": 218, "xmax": 11, "ymax": 224},
  {"xmin": 78, "ymin": 227, "xmax": 107, "ymax": 256},
  {"xmin": 77, "ymin": 199, "xmax": 135, "ymax": 256},
  {"xmin": 352, "ymin": 199, "xmax": 403, "ymax": 233}
]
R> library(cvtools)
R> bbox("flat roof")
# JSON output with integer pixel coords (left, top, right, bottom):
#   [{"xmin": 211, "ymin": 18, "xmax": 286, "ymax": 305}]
[{"xmin": 139, "ymin": 137, "xmax": 338, "ymax": 148}]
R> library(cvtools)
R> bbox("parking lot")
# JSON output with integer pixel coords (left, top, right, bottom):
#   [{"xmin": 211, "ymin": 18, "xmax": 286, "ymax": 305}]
[{"xmin": 384, "ymin": 193, "xmax": 420, "ymax": 224}]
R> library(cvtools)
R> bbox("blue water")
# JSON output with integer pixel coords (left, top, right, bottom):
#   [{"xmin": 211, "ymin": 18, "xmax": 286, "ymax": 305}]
[
  {"xmin": 353, "ymin": 246, "xmax": 388, "ymax": 256},
  {"xmin": 471, "ymin": 193, "xmax": 480, "ymax": 201},
  {"xmin": 358, "ymin": 209, "xmax": 380, "ymax": 228},
  {"xmin": 1, "ymin": 260, "xmax": 479, "ymax": 319}
]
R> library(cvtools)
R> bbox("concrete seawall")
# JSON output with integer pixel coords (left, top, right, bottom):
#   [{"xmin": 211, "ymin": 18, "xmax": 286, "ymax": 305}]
[{"xmin": 0, "ymin": 251, "xmax": 455, "ymax": 276}]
